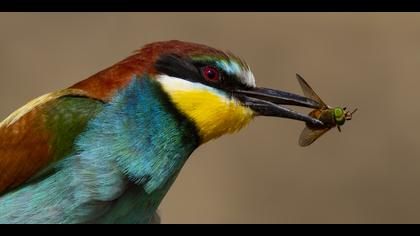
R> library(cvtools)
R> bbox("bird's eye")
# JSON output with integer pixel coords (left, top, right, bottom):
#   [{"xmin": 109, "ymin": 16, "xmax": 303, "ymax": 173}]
[{"xmin": 202, "ymin": 66, "xmax": 220, "ymax": 83}]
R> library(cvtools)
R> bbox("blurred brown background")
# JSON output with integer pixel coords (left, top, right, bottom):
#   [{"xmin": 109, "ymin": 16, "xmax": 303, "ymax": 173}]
[{"xmin": 0, "ymin": 13, "xmax": 419, "ymax": 224}]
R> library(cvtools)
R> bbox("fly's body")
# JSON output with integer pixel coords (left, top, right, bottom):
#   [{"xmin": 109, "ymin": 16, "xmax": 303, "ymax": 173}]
[{"xmin": 296, "ymin": 74, "xmax": 357, "ymax": 147}]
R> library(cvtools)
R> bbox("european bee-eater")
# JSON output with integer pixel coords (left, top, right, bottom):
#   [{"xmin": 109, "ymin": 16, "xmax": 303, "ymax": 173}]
[{"xmin": 0, "ymin": 40, "xmax": 322, "ymax": 224}]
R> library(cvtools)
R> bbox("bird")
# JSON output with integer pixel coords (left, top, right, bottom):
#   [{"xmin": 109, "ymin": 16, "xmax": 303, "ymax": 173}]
[{"xmin": 0, "ymin": 40, "xmax": 323, "ymax": 224}]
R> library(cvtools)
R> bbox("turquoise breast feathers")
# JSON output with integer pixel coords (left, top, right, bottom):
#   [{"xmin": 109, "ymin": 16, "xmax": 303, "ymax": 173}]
[{"xmin": 0, "ymin": 76, "xmax": 199, "ymax": 223}]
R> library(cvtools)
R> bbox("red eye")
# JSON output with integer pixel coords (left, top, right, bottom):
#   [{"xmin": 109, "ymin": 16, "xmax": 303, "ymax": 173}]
[{"xmin": 202, "ymin": 66, "xmax": 220, "ymax": 83}]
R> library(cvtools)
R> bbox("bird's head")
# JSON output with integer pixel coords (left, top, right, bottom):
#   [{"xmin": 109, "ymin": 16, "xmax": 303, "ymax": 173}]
[
  {"xmin": 136, "ymin": 40, "xmax": 323, "ymax": 144},
  {"xmin": 76, "ymin": 40, "xmax": 323, "ymax": 144}
]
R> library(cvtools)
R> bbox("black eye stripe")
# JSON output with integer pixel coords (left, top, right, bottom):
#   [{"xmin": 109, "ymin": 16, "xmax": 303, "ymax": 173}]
[
  {"xmin": 155, "ymin": 54, "xmax": 201, "ymax": 82},
  {"xmin": 155, "ymin": 53, "xmax": 251, "ymax": 91}
]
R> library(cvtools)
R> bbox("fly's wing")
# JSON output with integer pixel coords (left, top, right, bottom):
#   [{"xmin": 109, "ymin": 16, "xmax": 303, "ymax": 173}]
[
  {"xmin": 296, "ymin": 74, "xmax": 328, "ymax": 108},
  {"xmin": 0, "ymin": 89, "xmax": 105, "ymax": 195},
  {"xmin": 298, "ymin": 126, "xmax": 331, "ymax": 147}
]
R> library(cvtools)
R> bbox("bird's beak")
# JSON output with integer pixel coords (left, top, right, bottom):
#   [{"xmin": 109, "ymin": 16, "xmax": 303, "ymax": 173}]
[{"xmin": 233, "ymin": 87, "xmax": 324, "ymax": 127}]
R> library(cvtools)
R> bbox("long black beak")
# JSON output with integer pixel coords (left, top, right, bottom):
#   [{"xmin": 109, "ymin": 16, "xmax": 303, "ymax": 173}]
[{"xmin": 233, "ymin": 87, "xmax": 324, "ymax": 127}]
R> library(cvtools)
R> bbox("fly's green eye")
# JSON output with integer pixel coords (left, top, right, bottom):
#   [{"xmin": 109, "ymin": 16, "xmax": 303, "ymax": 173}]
[{"xmin": 334, "ymin": 107, "xmax": 346, "ymax": 125}]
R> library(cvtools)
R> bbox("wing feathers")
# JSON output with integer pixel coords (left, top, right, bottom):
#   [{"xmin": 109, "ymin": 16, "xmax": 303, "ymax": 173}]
[
  {"xmin": 0, "ymin": 89, "xmax": 91, "ymax": 129},
  {"xmin": 0, "ymin": 89, "xmax": 104, "ymax": 194}
]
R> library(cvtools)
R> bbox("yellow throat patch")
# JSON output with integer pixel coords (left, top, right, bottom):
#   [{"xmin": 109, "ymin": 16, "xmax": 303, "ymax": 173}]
[{"xmin": 157, "ymin": 75, "xmax": 254, "ymax": 144}]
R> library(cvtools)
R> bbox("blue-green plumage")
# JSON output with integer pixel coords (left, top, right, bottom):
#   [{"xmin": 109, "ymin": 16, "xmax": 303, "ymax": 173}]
[
  {"xmin": 0, "ymin": 40, "xmax": 328, "ymax": 224},
  {"xmin": 0, "ymin": 76, "xmax": 199, "ymax": 223}
]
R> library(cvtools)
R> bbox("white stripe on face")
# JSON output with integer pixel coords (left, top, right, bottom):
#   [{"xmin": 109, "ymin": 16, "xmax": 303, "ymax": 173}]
[
  {"xmin": 156, "ymin": 74, "xmax": 229, "ymax": 99},
  {"xmin": 216, "ymin": 60, "xmax": 256, "ymax": 88}
]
